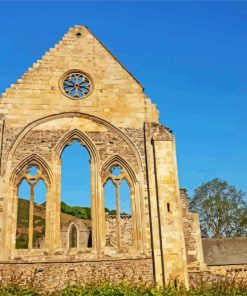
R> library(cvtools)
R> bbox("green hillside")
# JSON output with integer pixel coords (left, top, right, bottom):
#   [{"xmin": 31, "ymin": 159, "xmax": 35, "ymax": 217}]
[{"xmin": 61, "ymin": 202, "xmax": 91, "ymax": 219}]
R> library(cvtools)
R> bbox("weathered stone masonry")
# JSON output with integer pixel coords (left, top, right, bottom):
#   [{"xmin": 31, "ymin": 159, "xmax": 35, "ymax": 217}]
[
  {"xmin": 0, "ymin": 26, "xmax": 191, "ymax": 285},
  {"xmin": 2, "ymin": 25, "xmax": 242, "ymax": 291},
  {"xmin": 0, "ymin": 258, "xmax": 154, "ymax": 293}
]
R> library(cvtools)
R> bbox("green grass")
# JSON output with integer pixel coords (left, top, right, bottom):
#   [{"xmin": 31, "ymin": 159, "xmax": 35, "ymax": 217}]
[{"xmin": 0, "ymin": 282, "xmax": 246, "ymax": 296}]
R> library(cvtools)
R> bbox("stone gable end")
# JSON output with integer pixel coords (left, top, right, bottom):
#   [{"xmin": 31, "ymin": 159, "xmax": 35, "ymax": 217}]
[
  {"xmin": 0, "ymin": 26, "xmax": 159, "ymax": 128},
  {"xmin": 0, "ymin": 26, "xmax": 202, "ymax": 290}
]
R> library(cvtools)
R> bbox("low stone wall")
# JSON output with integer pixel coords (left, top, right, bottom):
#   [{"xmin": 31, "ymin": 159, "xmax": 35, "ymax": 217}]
[
  {"xmin": 106, "ymin": 215, "xmax": 133, "ymax": 247},
  {"xmin": 189, "ymin": 264, "xmax": 247, "ymax": 287},
  {"xmin": 0, "ymin": 257, "xmax": 154, "ymax": 293}
]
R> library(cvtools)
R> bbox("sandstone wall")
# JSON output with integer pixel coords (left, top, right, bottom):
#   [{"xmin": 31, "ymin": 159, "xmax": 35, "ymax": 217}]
[
  {"xmin": 60, "ymin": 215, "xmax": 91, "ymax": 249},
  {"xmin": 144, "ymin": 123, "xmax": 189, "ymax": 286},
  {"xmin": 106, "ymin": 215, "xmax": 133, "ymax": 247},
  {"xmin": 189, "ymin": 264, "xmax": 247, "ymax": 287},
  {"xmin": 0, "ymin": 258, "xmax": 153, "ymax": 293},
  {"xmin": 0, "ymin": 25, "xmax": 191, "ymax": 288},
  {"xmin": 0, "ymin": 115, "xmax": 151, "ymax": 259},
  {"xmin": 0, "ymin": 117, "xmax": 4, "ymax": 247},
  {"xmin": 0, "ymin": 26, "xmax": 156, "ymax": 255},
  {"xmin": 0, "ymin": 26, "xmax": 158, "ymax": 131},
  {"xmin": 180, "ymin": 189, "xmax": 204, "ymax": 269}
]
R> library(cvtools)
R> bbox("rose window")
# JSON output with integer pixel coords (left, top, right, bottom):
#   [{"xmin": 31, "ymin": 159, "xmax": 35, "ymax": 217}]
[{"xmin": 61, "ymin": 71, "xmax": 93, "ymax": 99}]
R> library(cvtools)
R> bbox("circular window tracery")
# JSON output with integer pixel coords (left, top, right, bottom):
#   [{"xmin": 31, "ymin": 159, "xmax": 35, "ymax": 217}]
[{"xmin": 60, "ymin": 70, "xmax": 93, "ymax": 99}]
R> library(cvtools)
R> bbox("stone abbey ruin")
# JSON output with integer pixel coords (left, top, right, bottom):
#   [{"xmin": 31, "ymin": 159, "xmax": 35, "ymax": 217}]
[{"xmin": 0, "ymin": 26, "xmax": 246, "ymax": 291}]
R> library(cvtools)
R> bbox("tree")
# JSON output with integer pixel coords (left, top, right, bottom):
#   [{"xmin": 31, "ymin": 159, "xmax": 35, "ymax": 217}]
[{"xmin": 190, "ymin": 178, "xmax": 247, "ymax": 238}]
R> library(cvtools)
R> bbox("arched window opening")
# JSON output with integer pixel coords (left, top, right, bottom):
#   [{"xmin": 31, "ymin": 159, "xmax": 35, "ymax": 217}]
[
  {"xmin": 120, "ymin": 179, "xmax": 131, "ymax": 216},
  {"xmin": 16, "ymin": 179, "xmax": 30, "ymax": 249},
  {"xmin": 104, "ymin": 165, "xmax": 133, "ymax": 249},
  {"xmin": 69, "ymin": 224, "xmax": 78, "ymax": 249},
  {"xmin": 120, "ymin": 179, "xmax": 133, "ymax": 247},
  {"xmin": 60, "ymin": 140, "xmax": 92, "ymax": 249},
  {"xmin": 104, "ymin": 179, "xmax": 117, "ymax": 247},
  {"xmin": 16, "ymin": 164, "xmax": 47, "ymax": 250},
  {"xmin": 33, "ymin": 180, "xmax": 47, "ymax": 249}
]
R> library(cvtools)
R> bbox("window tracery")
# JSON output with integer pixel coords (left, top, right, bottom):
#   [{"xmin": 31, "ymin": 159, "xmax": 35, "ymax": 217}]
[
  {"xmin": 60, "ymin": 70, "xmax": 93, "ymax": 100},
  {"xmin": 104, "ymin": 165, "xmax": 133, "ymax": 249},
  {"xmin": 16, "ymin": 165, "xmax": 47, "ymax": 249}
]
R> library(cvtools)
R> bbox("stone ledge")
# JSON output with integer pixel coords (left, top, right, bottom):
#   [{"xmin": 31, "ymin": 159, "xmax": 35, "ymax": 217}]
[{"xmin": 0, "ymin": 255, "xmax": 152, "ymax": 264}]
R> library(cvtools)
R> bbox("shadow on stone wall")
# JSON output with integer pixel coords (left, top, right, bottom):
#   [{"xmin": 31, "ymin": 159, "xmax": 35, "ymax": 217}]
[{"xmin": 202, "ymin": 237, "xmax": 247, "ymax": 265}]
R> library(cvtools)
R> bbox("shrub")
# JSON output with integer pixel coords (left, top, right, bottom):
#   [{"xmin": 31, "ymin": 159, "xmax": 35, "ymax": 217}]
[
  {"xmin": 0, "ymin": 287, "xmax": 39, "ymax": 296},
  {"xmin": 0, "ymin": 281, "xmax": 246, "ymax": 296}
]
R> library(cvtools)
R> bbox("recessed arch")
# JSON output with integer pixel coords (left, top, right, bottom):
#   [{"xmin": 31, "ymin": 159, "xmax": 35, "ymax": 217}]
[
  {"xmin": 4, "ymin": 113, "xmax": 143, "ymax": 178},
  {"xmin": 55, "ymin": 128, "xmax": 99, "ymax": 163},
  {"xmin": 10, "ymin": 153, "xmax": 52, "ymax": 188},
  {"xmin": 60, "ymin": 140, "xmax": 91, "ymax": 207},
  {"xmin": 4, "ymin": 113, "xmax": 145, "ymax": 255},
  {"xmin": 101, "ymin": 154, "xmax": 137, "ymax": 187},
  {"xmin": 67, "ymin": 222, "xmax": 79, "ymax": 249},
  {"xmin": 56, "ymin": 130, "xmax": 96, "ymax": 250},
  {"xmin": 14, "ymin": 160, "xmax": 49, "ymax": 250},
  {"xmin": 101, "ymin": 155, "xmax": 137, "ymax": 250}
]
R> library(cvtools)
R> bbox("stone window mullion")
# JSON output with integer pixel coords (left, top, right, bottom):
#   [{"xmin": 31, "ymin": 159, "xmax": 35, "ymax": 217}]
[
  {"xmin": 116, "ymin": 182, "xmax": 121, "ymax": 249},
  {"xmin": 28, "ymin": 184, "xmax": 35, "ymax": 250}
]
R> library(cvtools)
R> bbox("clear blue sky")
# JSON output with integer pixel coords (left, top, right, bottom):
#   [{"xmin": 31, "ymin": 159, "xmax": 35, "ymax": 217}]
[{"xmin": 2, "ymin": 1, "xmax": 247, "ymax": 199}]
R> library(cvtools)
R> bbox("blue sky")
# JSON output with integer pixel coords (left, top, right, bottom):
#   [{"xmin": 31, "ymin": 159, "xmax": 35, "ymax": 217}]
[
  {"xmin": 61, "ymin": 142, "xmax": 131, "ymax": 212},
  {"xmin": 2, "ymin": 1, "xmax": 247, "ymax": 200}
]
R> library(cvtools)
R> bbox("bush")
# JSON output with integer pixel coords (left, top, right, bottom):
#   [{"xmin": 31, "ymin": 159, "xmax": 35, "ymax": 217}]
[{"xmin": 0, "ymin": 287, "xmax": 39, "ymax": 296}]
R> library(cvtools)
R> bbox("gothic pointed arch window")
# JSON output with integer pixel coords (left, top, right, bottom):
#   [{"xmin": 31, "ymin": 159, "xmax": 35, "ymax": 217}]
[
  {"xmin": 16, "ymin": 164, "xmax": 48, "ymax": 249},
  {"xmin": 60, "ymin": 139, "xmax": 92, "ymax": 249},
  {"xmin": 103, "ymin": 164, "xmax": 134, "ymax": 250}
]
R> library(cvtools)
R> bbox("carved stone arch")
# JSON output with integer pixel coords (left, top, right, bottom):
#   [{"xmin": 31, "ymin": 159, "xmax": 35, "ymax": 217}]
[
  {"xmin": 54, "ymin": 128, "xmax": 100, "ymax": 251},
  {"xmin": 54, "ymin": 128, "xmax": 99, "ymax": 163},
  {"xmin": 5, "ymin": 112, "xmax": 143, "ymax": 178},
  {"xmin": 11, "ymin": 153, "xmax": 52, "ymax": 188},
  {"xmin": 8, "ymin": 153, "xmax": 52, "ymax": 252},
  {"xmin": 101, "ymin": 154, "xmax": 142, "ymax": 252},
  {"xmin": 101, "ymin": 154, "xmax": 137, "ymax": 187}
]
